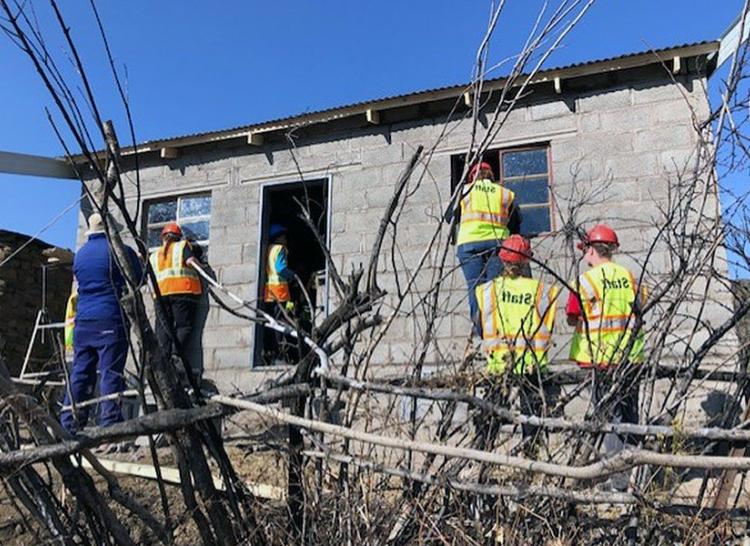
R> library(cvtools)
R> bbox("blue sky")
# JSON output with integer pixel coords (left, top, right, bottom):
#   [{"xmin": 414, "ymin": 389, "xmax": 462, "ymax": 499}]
[{"xmin": 0, "ymin": 0, "xmax": 743, "ymax": 251}]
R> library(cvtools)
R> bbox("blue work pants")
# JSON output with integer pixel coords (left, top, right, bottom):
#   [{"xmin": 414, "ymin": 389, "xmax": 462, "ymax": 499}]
[
  {"xmin": 60, "ymin": 320, "xmax": 128, "ymax": 433},
  {"xmin": 457, "ymin": 240, "xmax": 503, "ymax": 336}
]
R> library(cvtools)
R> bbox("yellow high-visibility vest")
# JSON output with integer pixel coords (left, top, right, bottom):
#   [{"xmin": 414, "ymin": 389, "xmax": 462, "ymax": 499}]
[
  {"xmin": 456, "ymin": 178, "xmax": 515, "ymax": 246},
  {"xmin": 476, "ymin": 276, "xmax": 559, "ymax": 375},
  {"xmin": 149, "ymin": 240, "xmax": 202, "ymax": 297},
  {"xmin": 569, "ymin": 261, "xmax": 646, "ymax": 366},
  {"xmin": 264, "ymin": 244, "xmax": 291, "ymax": 303},
  {"xmin": 64, "ymin": 291, "xmax": 77, "ymax": 351}
]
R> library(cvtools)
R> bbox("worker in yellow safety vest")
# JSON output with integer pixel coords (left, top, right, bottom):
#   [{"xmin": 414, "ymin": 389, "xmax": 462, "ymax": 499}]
[
  {"xmin": 447, "ymin": 161, "xmax": 520, "ymax": 337},
  {"xmin": 475, "ymin": 235, "xmax": 558, "ymax": 454},
  {"xmin": 149, "ymin": 222, "xmax": 204, "ymax": 370},
  {"xmin": 63, "ymin": 288, "xmax": 77, "ymax": 360},
  {"xmin": 263, "ymin": 223, "xmax": 298, "ymax": 365},
  {"xmin": 566, "ymin": 223, "xmax": 647, "ymax": 491}
]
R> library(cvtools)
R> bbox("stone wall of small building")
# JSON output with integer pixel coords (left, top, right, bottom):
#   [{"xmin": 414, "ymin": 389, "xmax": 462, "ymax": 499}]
[
  {"xmin": 0, "ymin": 231, "xmax": 72, "ymax": 375},
  {"xmin": 86, "ymin": 65, "xmax": 737, "ymax": 391}
]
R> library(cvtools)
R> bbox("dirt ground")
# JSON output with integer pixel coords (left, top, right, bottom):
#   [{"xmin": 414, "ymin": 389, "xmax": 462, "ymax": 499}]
[{"xmin": 0, "ymin": 413, "xmax": 288, "ymax": 545}]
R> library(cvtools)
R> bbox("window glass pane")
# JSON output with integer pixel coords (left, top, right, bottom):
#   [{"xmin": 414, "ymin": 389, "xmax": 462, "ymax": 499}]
[
  {"xmin": 505, "ymin": 177, "xmax": 549, "ymax": 205},
  {"xmin": 147, "ymin": 227, "xmax": 163, "ymax": 248},
  {"xmin": 519, "ymin": 207, "xmax": 551, "ymax": 235},
  {"xmin": 503, "ymin": 149, "xmax": 548, "ymax": 178},
  {"xmin": 148, "ymin": 200, "xmax": 177, "ymax": 223},
  {"xmin": 179, "ymin": 195, "xmax": 211, "ymax": 217},
  {"xmin": 180, "ymin": 220, "xmax": 210, "ymax": 242}
]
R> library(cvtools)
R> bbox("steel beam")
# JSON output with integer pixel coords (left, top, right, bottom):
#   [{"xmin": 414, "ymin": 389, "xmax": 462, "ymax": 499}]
[{"xmin": 0, "ymin": 150, "xmax": 78, "ymax": 180}]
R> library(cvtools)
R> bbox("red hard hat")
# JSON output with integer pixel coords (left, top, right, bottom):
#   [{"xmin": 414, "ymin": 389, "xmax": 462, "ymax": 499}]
[
  {"xmin": 161, "ymin": 222, "xmax": 182, "ymax": 238},
  {"xmin": 469, "ymin": 161, "xmax": 494, "ymax": 181},
  {"xmin": 577, "ymin": 224, "xmax": 619, "ymax": 250},
  {"xmin": 499, "ymin": 235, "xmax": 532, "ymax": 263}
]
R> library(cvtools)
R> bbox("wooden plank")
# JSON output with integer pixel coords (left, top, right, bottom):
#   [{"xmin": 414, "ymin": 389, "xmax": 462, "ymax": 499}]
[
  {"xmin": 76, "ymin": 457, "xmax": 285, "ymax": 501},
  {"xmin": 672, "ymin": 55, "xmax": 682, "ymax": 74},
  {"xmin": 365, "ymin": 109, "xmax": 380, "ymax": 124},
  {"xmin": 159, "ymin": 147, "xmax": 179, "ymax": 159},
  {"xmin": 247, "ymin": 133, "xmax": 264, "ymax": 146},
  {"xmin": 0, "ymin": 150, "xmax": 78, "ymax": 179}
]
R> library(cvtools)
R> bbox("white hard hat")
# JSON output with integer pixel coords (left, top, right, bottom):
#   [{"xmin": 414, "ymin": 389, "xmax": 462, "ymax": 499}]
[{"xmin": 86, "ymin": 213, "xmax": 105, "ymax": 235}]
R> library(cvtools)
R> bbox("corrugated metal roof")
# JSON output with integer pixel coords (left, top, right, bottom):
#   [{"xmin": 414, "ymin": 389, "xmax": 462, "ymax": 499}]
[{"xmin": 128, "ymin": 40, "xmax": 720, "ymax": 152}]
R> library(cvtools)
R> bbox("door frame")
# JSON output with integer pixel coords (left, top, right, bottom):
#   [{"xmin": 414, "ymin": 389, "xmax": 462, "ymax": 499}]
[{"xmin": 252, "ymin": 175, "xmax": 332, "ymax": 369}]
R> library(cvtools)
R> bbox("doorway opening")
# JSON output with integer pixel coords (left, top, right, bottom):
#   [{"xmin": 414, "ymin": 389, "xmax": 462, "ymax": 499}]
[{"xmin": 254, "ymin": 178, "xmax": 329, "ymax": 367}]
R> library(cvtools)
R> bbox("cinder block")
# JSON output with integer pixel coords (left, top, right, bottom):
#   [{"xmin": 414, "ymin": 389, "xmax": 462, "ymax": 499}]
[
  {"xmin": 597, "ymin": 106, "xmax": 652, "ymax": 132},
  {"xmin": 209, "ymin": 243, "xmax": 243, "ymax": 266},
  {"xmin": 360, "ymin": 143, "xmax": 404, "ymax": 166},
  {"xmin": 220, "ymin": 264, "xmax": 250, "ymax": 286},
  {"xmin": 213, "ymin": 347, "xmax": 252, "ymax": 369},
  {"xmin": 659, "ymin": 148, "xmax": 697, "ymax": 173},
  {"xmin": 633, "ymin": 125, "xmax": 693, "ymax": 152},
  {"xmin": 330, "ymin": 231, "xmax": 365, "ymax": 254},
  {"xmin": 604, "ymin": 153, "xmax": 659, "ymax": 178},
  {"xmin": 577, "ymin": 88, "xmax": 632, "ymax": 113},
  {"xmin": 578, "ymin": 132, "xmax": 635, "ymax": 156},
  {"xmin": 529, "ymin": 100, "xmax": 572, "ymax": 121},
  {"xmin": 578, "ymin": 113, "xmax": 600, "ymax": 132},
  {"xmin": 654, "ymin": 99, "xmax": 696, "ymax": 124},
  {"xmin": 632, "ymin": 81, "xmax": 688, "ymax": 105}
]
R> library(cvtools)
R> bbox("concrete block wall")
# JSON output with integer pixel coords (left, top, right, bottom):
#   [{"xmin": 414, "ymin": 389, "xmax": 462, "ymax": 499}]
[{"xmin": 85, "ymin": 70, "xmax": 736, "ymax": 390}]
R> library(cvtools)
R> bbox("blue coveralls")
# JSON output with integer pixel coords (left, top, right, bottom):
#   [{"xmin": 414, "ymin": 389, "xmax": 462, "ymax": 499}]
[{"xmin": 60, "ymin": 233, "xmax": 142, "ymax": 433}]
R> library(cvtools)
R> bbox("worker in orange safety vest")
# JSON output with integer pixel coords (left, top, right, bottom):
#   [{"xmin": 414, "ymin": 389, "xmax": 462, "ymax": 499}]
[
  {"xmin": 263, "ymin": 223, "xmax": 297, "ymax": 365},
  {"xmin": 149, "ymin": 222, "xmax": 204, "ymax": 372},
  {"xmin": 475, "ymin": 235, "xmax": 559, "ymax": 455},
  {"xmin": 566, "ymin": 223, "xmax": 647, "ymax": 491}
]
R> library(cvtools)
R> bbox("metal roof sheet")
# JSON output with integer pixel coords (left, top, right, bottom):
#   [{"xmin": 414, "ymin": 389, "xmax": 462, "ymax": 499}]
[{"xmin": 117, "ymin": 40, "xmax": 721, "ymax": 154}]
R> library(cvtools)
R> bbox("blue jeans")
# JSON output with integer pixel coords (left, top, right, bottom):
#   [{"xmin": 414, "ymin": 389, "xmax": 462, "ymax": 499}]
[
  {"xmin": 60, "ymin": 320, "xmax": 128, "ymax": 433},
  {"xmin": 457, "ymin": 240, "xmax": 503, "ymax": 336}
]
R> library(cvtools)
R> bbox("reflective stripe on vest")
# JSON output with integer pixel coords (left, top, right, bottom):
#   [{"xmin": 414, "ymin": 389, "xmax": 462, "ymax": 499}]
[
  {"xmin": 476, "ymin": 276, "xmax": 558, "ymax": 375},
  {"xmin": 456, "ymin": 179, "xmax": 515, "ymax": 246},
  {"xmin": 569, "ymin": 262, "xmax": 645, "ymax": 366},
  {"xmin": 149, "ymin": 240, "xmax": 202, "ymax": 296},
  {"xmin": 264, "ymin": 244, "xmax": 291, "ymax": 302}
]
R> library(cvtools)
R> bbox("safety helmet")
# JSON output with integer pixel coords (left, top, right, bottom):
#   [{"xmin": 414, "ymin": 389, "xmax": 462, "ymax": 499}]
[
  {"xmin": 161, "ymin": 222, "xmax": 182, "ymax": 238},
  {"xmin": 499, "ymin": 234, "xmax": 532, "ymax": 263},
  {"xmin": 577, "ymin": 224, "xmax": 619, "ymax": 250},
  {"xmin": 468, "ymin": 161, "xmax": 494, "ymax": 182},
  {"xmin": 269, "ymin": 223, "xmax": 287, "ymax": 241}
]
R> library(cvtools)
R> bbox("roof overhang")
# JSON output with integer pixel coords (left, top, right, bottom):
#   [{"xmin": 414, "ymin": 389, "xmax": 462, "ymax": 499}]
[{"xmin": 75, "ymin": 41, "xmax": 720, "ymax": 162}]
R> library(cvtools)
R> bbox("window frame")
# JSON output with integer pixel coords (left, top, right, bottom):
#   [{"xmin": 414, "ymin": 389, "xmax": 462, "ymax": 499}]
[
  {"xmin": 497, "ymin": 144, "xmax": 555, "ymax": 236},
  {"xmin": 144, "ymin": 192, "xmax": 212, "ymax": 251}
]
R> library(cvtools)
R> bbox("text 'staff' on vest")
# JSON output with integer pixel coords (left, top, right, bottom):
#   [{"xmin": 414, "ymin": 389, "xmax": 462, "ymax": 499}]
[
  {"xmin": 476, "ymin": 276, "xmax": 558, "ymax": 375},
  {"xmin": 456, "ymin": 180, "xmax": 515, "ymax": 246},
  {"xmin": 569, "ymin": 262, "xmax": 645, "ymax": 366}
]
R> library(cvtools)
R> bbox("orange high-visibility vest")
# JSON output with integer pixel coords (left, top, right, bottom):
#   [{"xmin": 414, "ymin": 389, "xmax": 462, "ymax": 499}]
[
  {"xmin": 476, "ymin": 276, "xmax": 558, "ymax": 375},
  {"xmin": 456, "ymin": 178, "xmax": 515, "ymax": 246},
  {"xmin": 264, "ymin": 244, "xmax": 291, "ymax": 303},
  {"xmin": 569, "ymin": 262, "xmax": 646, "ymax": 366},
  {"xmin": 149, "ymin": 240, "xmax": 202, "ymax": 297}
]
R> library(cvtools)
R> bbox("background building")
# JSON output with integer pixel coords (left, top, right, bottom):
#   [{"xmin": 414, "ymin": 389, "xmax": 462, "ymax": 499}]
[{"xmin": 0, "ymin": 229, "xmax": 72, "ymax": 375}]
